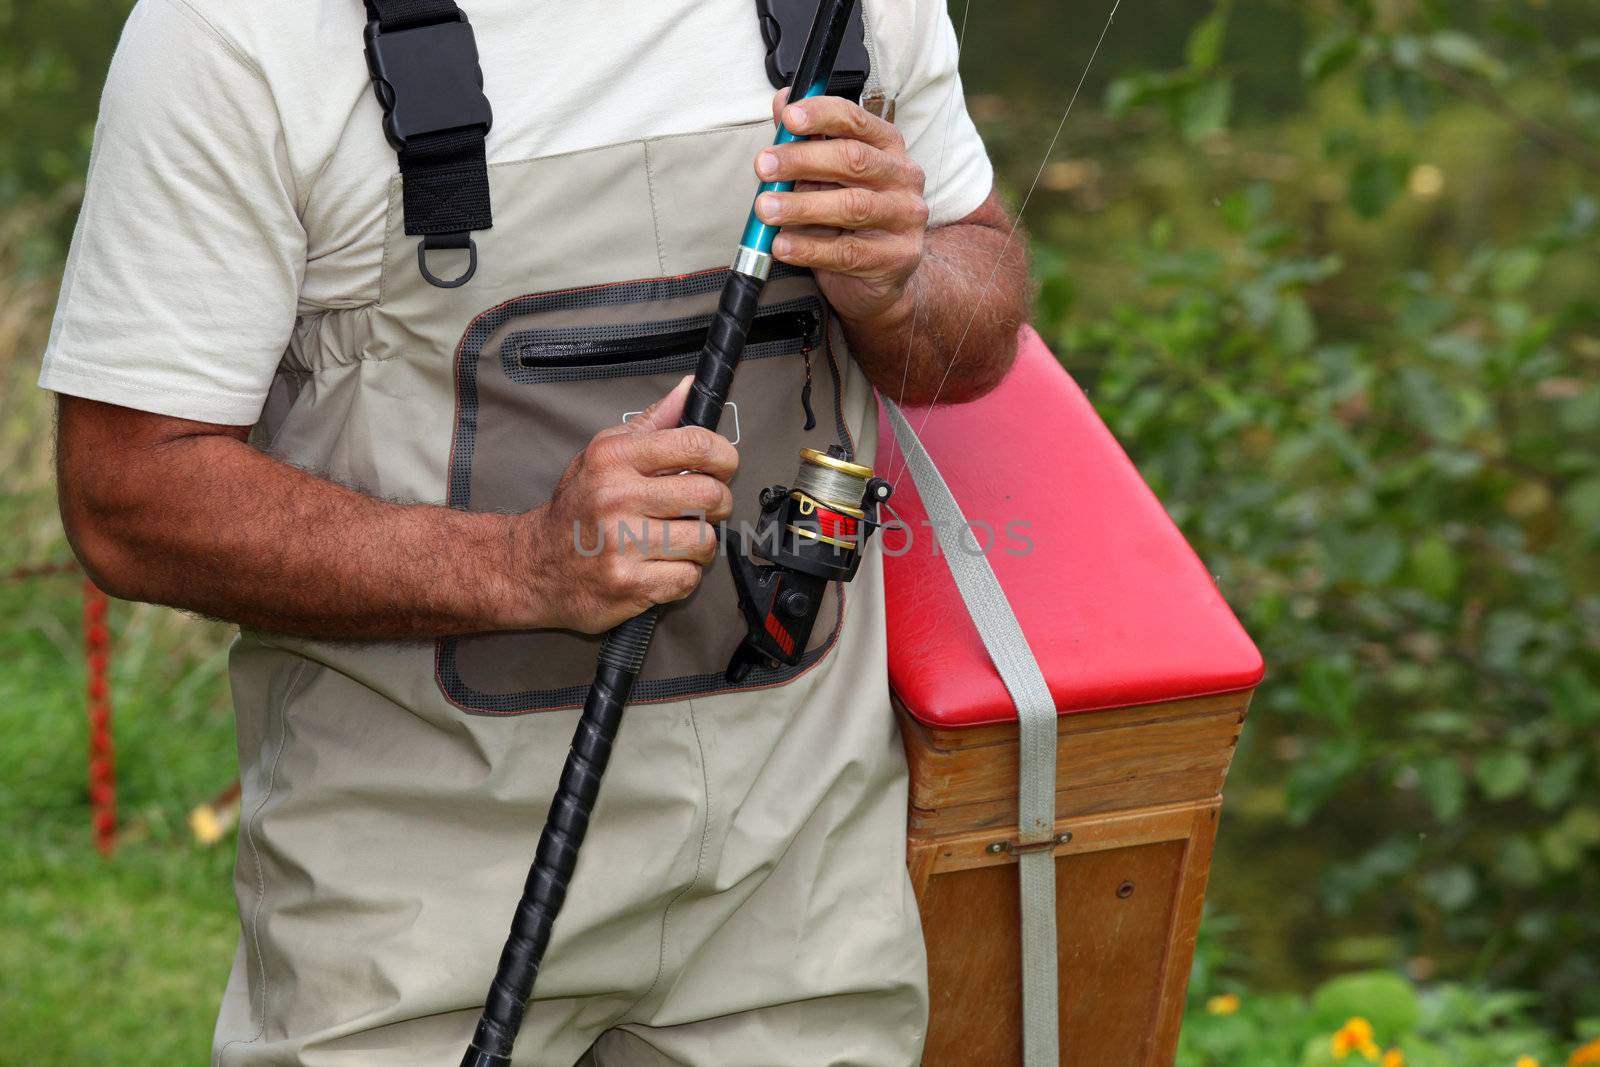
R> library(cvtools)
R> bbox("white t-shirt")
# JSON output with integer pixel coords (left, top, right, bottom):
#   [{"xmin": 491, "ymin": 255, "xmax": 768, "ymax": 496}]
[{"xmin": 38, "ymin": 0, "xmax": 993, "ymax": 426}]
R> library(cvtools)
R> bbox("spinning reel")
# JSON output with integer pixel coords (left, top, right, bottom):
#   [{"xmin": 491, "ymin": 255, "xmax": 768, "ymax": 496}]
[{"xmin": 723, "ymin": 445, "xmax": 892, "ymax": 682}]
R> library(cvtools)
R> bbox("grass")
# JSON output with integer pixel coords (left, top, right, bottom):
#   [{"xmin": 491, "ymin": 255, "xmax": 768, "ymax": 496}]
[{"xmin": 0, "ymin": 210, "xmax": 241, "ymax": 1065}]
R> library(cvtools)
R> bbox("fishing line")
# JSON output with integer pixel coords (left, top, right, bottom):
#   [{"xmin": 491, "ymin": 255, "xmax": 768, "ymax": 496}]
[
  {"xmin": 889, "ymin": 0, "xmax": 1124, "ymax": 494},
  {"xmin": 790, "ymin": 448, "xmax": 872, "ymax": 549},
  {"xmin": 882, "ymin": 0, "xmax": 973, "ymax": 486}
]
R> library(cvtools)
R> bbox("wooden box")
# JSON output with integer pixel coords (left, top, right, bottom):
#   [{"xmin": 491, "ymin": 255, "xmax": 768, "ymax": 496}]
[
  {"xmin": 900, "ymin": 691, "xmax": 1252, "ymax": 1065},
  {"xmin": 879, "ymin": 331, "xmax": 1264, "ymax": 1065}
]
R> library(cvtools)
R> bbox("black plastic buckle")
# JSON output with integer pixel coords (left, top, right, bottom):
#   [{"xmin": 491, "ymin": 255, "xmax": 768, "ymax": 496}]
[
  {"xmin": 363, "ymin": 13, "xmax": 493, "ymax": 150},
  {"xmin": 755, "ymin": 0, "xmax": 870, "ymax": 100}
]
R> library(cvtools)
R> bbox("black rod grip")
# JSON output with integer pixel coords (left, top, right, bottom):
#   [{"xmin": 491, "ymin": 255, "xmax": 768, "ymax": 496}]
[
  {"xmin": 684, "ymin": 270, "xmax": 763, "ymax": 431},
  {"xmin": 457, "ymin": 613, "xmax": 656, "ymax": 1067},
  {"xmin": 790, "ymin": 0, "xmax": 859, "ymax": 100}
]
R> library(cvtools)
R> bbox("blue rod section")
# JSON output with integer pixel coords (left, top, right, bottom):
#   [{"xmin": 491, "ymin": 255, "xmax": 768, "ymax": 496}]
[{"xmin": 739, "ymin": 75, "xmax": 833, "ymax": 254}]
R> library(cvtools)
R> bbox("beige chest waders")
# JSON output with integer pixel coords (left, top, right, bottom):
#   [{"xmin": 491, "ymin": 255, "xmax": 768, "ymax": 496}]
[{"xmin": 216, "ymin": 4, "xmax": 928, "ymax": 1065}]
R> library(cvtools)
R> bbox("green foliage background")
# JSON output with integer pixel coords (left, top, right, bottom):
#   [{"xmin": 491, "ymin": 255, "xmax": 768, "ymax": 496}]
[{"xmin": 1, "ymin": 0, "xmax": 1597, "ymax": 1063}]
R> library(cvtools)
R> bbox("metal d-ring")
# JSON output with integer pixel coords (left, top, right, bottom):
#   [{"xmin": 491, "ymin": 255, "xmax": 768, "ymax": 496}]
[{"xmin": 416, "ymin": 234, "xmax": 478, "ymax": 289}]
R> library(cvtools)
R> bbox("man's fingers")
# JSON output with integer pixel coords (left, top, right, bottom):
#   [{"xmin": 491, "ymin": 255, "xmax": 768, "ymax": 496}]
[
  {"xmin": 757, "ymin": 187, "xmax": 927, "ymax": 233},
  {"xmin": 593, "ymin": 375, "xmax": 693, "ymax": 443},
  {"xmin": 607, "ymin": 516, "xmax": 719, "ymax": 564},
  {"xmin": 641, "ymin": 561, "xmax": 706, "ymax": 606},
  {"xmin": 780, "ymin": 94, "xmax": 904, "ymax": 152},
  {"xmin": 771, "ymin": 228, "xmax": 919, "ymax": 280},
  {"xmin": 612, "ymin": 424, "xmax": 739, "ymax": 480},
  {"xmin": 633, "ymin": 374, "xmax": 694, "ymax": 433},
  {"xmin": 630, "ymin": 472, "xmax": 734, "ymax": 523},
  {"xmin": 657, "ymin": 518, "xmax": 720, "ymax": 565},
  {"xmin": 756, "ymin": 136, "xmax": 922, "ymax": 192}
]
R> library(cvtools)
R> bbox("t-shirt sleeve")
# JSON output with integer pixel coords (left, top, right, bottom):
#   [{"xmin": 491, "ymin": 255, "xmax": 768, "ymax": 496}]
[
  {"xmin": 38, "ymin": 0, "xmax": 304, "ymax": 426},
  {"xmin": 883, "ymin": 0, "xmax": 995, "ymax": 229}
]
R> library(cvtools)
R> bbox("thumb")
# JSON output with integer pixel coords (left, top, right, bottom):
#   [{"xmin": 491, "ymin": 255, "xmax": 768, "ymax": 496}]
[{"xmin": 613, "ymin": 374, "xmax": 693, "ymax": 436}]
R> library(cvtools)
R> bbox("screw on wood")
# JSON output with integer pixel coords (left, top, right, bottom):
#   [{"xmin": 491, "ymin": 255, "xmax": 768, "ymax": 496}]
[{"xmin": 989, "ymin": 831, "xmax": 1074, "ymax": 857}]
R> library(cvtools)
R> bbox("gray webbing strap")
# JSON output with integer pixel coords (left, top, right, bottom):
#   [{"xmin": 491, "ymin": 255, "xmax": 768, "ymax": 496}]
[{"xmin": 882, "ymin": 398, "xmax": 1060, "ymax": 1065}]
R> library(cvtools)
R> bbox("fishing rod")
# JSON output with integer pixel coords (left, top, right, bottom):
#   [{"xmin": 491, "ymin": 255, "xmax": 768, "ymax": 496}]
[{"xmin": 459, "ymin": 3, "xmax": 868, "ymax": 1063}]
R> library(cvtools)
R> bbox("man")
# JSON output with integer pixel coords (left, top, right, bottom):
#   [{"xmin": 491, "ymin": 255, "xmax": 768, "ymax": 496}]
[{"xmin": 42, "ymin": 1, "xmax": 1027, "ymax": 1063}]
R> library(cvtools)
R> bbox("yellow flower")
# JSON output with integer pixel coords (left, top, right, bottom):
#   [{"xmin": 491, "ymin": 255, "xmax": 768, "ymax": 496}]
[
  {"xmin": 1332, "ymin": 1017, "xmax": 1380, "ymax": 1062},
  {"xmin": 1206, "ymin": 993, "xmax": 1241, "ymax": 1016},
  {"xmin": 1516, "ymin": 1055, "xmax": 1539, "ymax": 1067},
  {"xmin": 1382, "ymin": 1049, "xmax": 1405, "ymax": 1067},
  {"xmin": 1571, "ymin": 1037, "xmax": 1600, "ymax": 1066}
]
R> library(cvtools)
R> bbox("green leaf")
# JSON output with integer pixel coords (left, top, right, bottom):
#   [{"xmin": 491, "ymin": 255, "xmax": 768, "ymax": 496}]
[
  {"xmin": 1104, "ymin": 74, "xmax": 1150, "ymax": 116},
  {"xmin": 1475, "ymin": 749, "xmax": 1532, "ymax": 801},
  {"xmin": 1418, "ymin": 756, "xmax": 1467, "ymax": 821},
  {"xmin": 1531, "ymin": 750, "xmax": 1586, "ymax": 810},
  {"xmin": 1493, "ymin": 833, "xmax": 1544, "ymax": 889},
  {"xmin": 1329, "ymin": 530, "xmax": 1404, "ymax": 585},
  {"xmin": 1361, "ymin": 63, "xmax": 1395, "ymax": 114},
  {"xmin": 1395, "ymin": 68, "xmax": 1432, "ymax": 124},
  {"xmin": 1302, "ymin": 30, "xmax": 1359, "ymax": 84},
  {"xmin": 1481, "ymin": 610, "xmax": 1538, "ymax": 673},
  {"xmin": 1186, "ymin": 5, "xmax": 1230, "ymax": 72},
  {"xmin": 1542, "ymin": 807, "xmax": 1600, "ymax": 871},
  {"xmin": 1408, "ymin": 535, "xmax": 1459, "ymax": 598},
  {"xmin": 1491, "ymin": 248, "xmax": 1544, "ymax": 295},
  {"xmin": 1285, "ymin": 738, "xmax": 1363, "ymax": 825},
  {"xmin": 1274, "ymin": 294, "xmax": 1317, "ymax": 354},
  {"xmin": 1561, "ymin": 475, "xmax": 1600, "ymax": 532},
  {"xmin": 1297, "ymin": 659, "xmax": 1358, "ymax": 722},
  {"xmin": 1392, "ymin": 35, "xmax": 1425, "ymax": 69},
  {"xmin": 1551, "ymin": 666, "xmax": 1600, "ymax": 727},
  {"xmin": 1557, "ymin": 383, "xmax": 1600, "ymax": 435},
  {"xmin": 1427, "ymin": 30, "xmax": 1504, "ymax": 80},
  {"xmin": 1180, "ymin": 76, "xmax": 1233, "ymax": 141},
  {"xmin": 1299, "ymin": 1034, "xmax": 1339, "ymax": 1067},
  {"xmin": 1310, "ymin": 970, "xmax": 1421, "ymax": 1037},
  {"xmin": 1348, "ymin": 154, "xmax": 1410, "ymax": 219},
  {"xmin": 1421, "ymin": 864, "xmax": 1479, "ymax": 912},
  {"xmin": 1219, "ymin": 183, "xmax": 1273, "ymax": 232},
  {"xmin": 1562, "ymin": 806, "xmax": 1600, "ymax": 846}
]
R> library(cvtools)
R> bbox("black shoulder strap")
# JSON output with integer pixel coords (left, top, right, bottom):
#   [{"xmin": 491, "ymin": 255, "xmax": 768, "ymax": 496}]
[
  {"xmin": 362, "ymin": 0, "xmax": 494, "ymax": 288},
  {"xmin": 755, "ymin": 0, "xmax": 870, "ymax": 103}
]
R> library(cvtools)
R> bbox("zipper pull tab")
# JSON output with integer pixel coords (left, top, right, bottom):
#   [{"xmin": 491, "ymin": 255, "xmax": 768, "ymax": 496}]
[{"xmin": 799, "ymin": 347, "xmax": 817, "ymax": 431}]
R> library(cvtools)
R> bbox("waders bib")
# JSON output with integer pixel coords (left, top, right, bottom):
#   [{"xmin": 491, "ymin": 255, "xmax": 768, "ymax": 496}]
[{"xmin": 215, "ymin": 118, "xmax": 925, "ymax": 1067}]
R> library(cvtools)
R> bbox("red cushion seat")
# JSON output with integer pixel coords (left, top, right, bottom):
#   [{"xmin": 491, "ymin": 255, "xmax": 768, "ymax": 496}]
[{"xmin": 878, "ymin": 327, "xmax": 1264, "ymax": 729}]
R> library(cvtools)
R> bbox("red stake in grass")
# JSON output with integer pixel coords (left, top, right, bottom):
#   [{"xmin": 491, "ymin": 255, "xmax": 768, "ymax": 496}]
[{"xmin": 82, "ymin": 581, "xmax": 116, "ymax": 855}]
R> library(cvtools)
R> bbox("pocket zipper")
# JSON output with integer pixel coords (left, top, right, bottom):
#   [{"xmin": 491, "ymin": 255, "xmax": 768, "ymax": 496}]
[{"xmin": 519, "ymin": 308, "xmax": 820, "ymax": 369}]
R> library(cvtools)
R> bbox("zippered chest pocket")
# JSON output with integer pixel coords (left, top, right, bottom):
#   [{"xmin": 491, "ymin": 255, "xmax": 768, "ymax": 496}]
[
  {"xmin": 512, "ymin": 306, "xmax": 819, "ymax": 374},
  {"xmin": 439, "ymin": 265, "xmax": 855, "ymax": 715}
]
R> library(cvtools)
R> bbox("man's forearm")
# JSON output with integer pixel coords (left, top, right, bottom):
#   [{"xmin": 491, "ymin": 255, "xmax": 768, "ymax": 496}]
[
  {"xmin": 842, "ymin": 191, "xmax": 1029, "ymax": 406},
  {"xmin": 57, "ymin": 379, "xmax": 736, "ymax": 642},
  {"xmin": 58, "ymin": 398, "xmax": 531, "ymax": 640}
]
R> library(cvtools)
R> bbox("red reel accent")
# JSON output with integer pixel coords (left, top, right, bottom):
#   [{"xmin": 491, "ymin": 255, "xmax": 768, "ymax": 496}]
[{"xmin": 813, "ymin": 505, "xmax": 859, "ymax": 543}]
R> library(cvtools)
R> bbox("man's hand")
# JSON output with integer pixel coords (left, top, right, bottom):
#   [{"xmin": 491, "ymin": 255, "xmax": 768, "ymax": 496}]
[
  {"xmin": 521, "ymin": 376, "xmax": 737, "ymax": 633},
  {"xmin": 754, "ymin": 91, "xmax": 928, "ymax": 325},
  {"xmin": 752, "ymin": 91, "xmax": 1030, "ymax": 407}
]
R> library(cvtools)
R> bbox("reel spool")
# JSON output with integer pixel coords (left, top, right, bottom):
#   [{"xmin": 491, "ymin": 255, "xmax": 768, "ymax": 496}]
[{"xmin": 723, "ymin": 445, "xmax": 891, "ymax": 681}]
